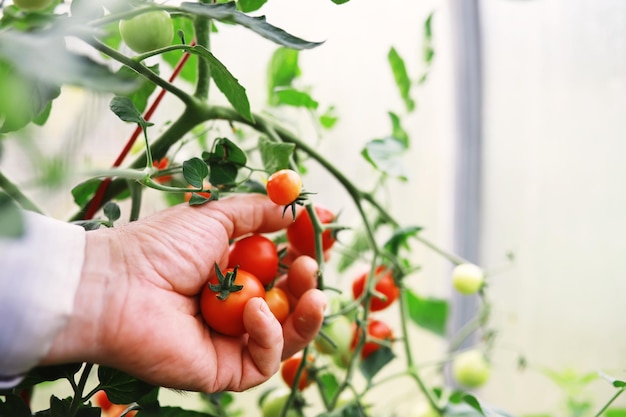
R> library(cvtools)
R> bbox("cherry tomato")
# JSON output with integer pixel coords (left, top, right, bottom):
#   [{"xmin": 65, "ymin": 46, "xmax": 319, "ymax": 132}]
[
  {"xmin": 152, "ymin": 157, "xmax": 173, "ymax": 184},
  {"xmin": 351, "ymin": 265, "xmax": 400, "ymax": 311},
  {"xmin": 314, "ymin": 315, "xmax": 353, "ymax": 355},
  {"xmin": 200, "ymin": 268, "xmax": 266, "ymax": 337},
  {"xmin": 286, "ymin": 206, "xmax": 336, "ymax": 258},
  {"xmin": 119, "ymin": 11, "xmax": 174, "ymax": 54},
  {"xmin": 260, "ymin": 388, "xmax": 301, "ymax": 417},
  {"xmin": 228, "ymin": 234, "xmax": 279, "ymax": 286},
  {"xmin": 351, "ymin": 319, "xmax": 393, "ymax": 359},
  {"xmin": 13, "ymin": 0, "xmax": 53, "ymax": 11},
  {"xmin": 93, "ymin": 390, "xmax": 112, "ymax": 411},
  {"xmin": 266, "ymin": 169, "xmax": 302, "ymax": 205},
  {"xmin": 452, "ymin": 349, "xmax": 491, "ymax": 388},
  {"xmin": 452, "ymin": 263, "xmax": 485, "ymax": 295},
  {"xmin": 281, "ymin": 354, "xmax": 314, "ymax": 390},
  {"xmin": 265, "ymin": 287, "xmax": 290, "ymax": 324}
]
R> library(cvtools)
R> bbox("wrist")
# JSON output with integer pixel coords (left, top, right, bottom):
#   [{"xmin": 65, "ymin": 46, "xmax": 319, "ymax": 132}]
[{"xmin": 42, "ymin": 227, "xmax": 124, "ymax": 367}]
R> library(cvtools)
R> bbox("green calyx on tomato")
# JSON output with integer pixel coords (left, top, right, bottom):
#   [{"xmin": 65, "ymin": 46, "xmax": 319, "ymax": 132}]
[
  {"xmin": 119, "ymin": 10, "xmax": 174, "ymax": 54},
  {"xmin": 208, "ymin": 263, "xmax": 244, "ymax": 300}
]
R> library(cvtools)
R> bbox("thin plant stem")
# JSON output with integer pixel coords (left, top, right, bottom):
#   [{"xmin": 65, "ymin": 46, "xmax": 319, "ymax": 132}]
[{"xmin": 0, "ymin": 169, "xmax": 44, "ymax": 214}]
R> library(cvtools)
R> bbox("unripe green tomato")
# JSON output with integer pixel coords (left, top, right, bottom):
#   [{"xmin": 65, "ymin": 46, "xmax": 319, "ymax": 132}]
[
  {"xmin": 452, "ymin": 349, "xmax": 491, "ymax": 388},
  {"xmin": 13, "ymin": 0, "xmax": 54, "ymax": 11},
  {"xmin": 314, "ymin": 315, "xmax": 353, "ymax": 355},
  {"xmin": 452, "ymin": 263, "xmax": 484, "ymax": 295},
  {"xmin": 408, "ymin": 403, "xmax": 441, "ymax": 417},
  {"xmin": 119, "ymin": 11, "xmax": 174, "ymax": 54},
  {"xmin": 261, "ymin": 388, "xmax": 301, "ymax": 417}
]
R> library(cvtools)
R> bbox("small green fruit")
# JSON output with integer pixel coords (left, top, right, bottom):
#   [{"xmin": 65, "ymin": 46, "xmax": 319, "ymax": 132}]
[
  {"xmin": 452, "ymin": 349, "xmax": 491, "ymax": 388},
  {"xmin": 119, "ymin": 11, "xmax": 174, "ymax": 54},
  {"xmin": 452, "ymin": 263, "xmax": 484, "ymax": 295}
]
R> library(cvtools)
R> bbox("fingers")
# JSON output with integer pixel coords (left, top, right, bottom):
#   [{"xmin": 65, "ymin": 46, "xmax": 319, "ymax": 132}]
[
  {"xmin": 238, "ymin": 297, "xmax": 284, "ymax": 390},
  {"xmin": 286, "ymin": 255, "xmax": 319, "ymax": 298},
  {"xmin": 205, "ymin": 194, "xmax": 299, "ymax": 240},
  {"xmin": 281, "ymin": 289, "xmax": 326, "ymax": 360}
]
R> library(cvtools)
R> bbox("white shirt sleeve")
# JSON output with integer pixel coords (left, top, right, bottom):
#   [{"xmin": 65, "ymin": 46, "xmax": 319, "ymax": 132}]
[{"xmin": 0, "ymin": 211, "xmax": 86, "ymax": 388}]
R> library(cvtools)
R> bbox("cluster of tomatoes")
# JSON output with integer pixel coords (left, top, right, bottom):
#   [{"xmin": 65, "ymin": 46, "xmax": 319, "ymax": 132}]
[{"xmin": 199, "ymin": 169, "xmax": 335, "ymax": 337}]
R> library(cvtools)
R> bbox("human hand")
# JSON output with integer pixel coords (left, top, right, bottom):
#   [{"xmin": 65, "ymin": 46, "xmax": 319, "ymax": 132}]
[{"xmin": 43, "ymin": 194, "xmax": 326, "ymax": 392}]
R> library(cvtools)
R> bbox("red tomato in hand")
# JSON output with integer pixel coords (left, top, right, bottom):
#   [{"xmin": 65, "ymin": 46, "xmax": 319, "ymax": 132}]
[
  {"xmin": 351, "ymin": 266, "xmax": 400, "ymax": 311},
  {"xmin": 200, "ymin": 268, "xmax": 266, "ymax": 337},
  {"xmin": 281, "ymin": 354, "xmax": 314, "ymax": 390},
  {"xmin": 94, "ymin": 390, "xmax": 112, "ymax": 411},
  {"xmin": 286, "ymin": 206, "xmax": 336, "ymax": 258},
  {"xmin": 351, "ymin": 319, "xmax": 393, "ymax": 359},
  {"xmin": 228, "ymin": 234, "xmax": 279, "ymax": 286},
  {"xmin": 266, "ymin": 169, "xmax": 302, "ymax": 205},
  {"xmin": 266, "ymin": 287, "xmax": 290, "ymax": 324}
]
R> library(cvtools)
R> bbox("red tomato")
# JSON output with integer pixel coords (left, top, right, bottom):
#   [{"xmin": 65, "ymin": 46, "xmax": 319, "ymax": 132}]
[
  {"xmin": 351, "ymin": 319, "xmax": 394, "ymax": 359},
  {"xmin": 351, "ymin": 266, "xmax": 400, "ymax": 311},
  {"xmin": 94, "ymin": 390, "xmax": 112, "ymax": 411},
  {"xmin": 266, "ymin": 287, "xmax": 290, "ymax": 324},
  {"xmin": 286, "ymin": 206, "xmax": 336, "ymax": 258},
  {"xmin": 152, "ymin": 157, "xmax": 173, "ymax": 183},
  {"xmin": 281, "ymin": 354, "xmax": 314, "ymax": 390},
  {"xmin": 266, "ymin": 169, "xmax": 302, "ymax": 205},
  {"xmin": 200, "ymin": 268, "xmax": 266, "ymax": 337},
  {"xmin": 228, "ymin": 234, "xmax": 279, "ymax": 286}
]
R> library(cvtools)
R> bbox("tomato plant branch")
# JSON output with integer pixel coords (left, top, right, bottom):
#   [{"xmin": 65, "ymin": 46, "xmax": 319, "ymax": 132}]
[
  {"xmin": 0, "ymin": 169, "xmax": 44, "ymax": 214},
  {"xmin": 192, "ymin": 12, "xmax": 212, "ymax": 100},
  {"xmin": 594, "ymin": 387, "xmax": 624, "ymax": 417},
  {"xmin": 68, "ymin": 363, "xmax": 93, "ymax": 417},
  {"xmin": 88, "ymin": 39, "xmax": 197, "ymax": 108}
]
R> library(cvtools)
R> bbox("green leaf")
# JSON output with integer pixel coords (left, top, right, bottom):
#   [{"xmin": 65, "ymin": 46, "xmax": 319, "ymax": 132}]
[
  {"xmin": 406, "ymin": 289, "xmax": 448, "ymax": 336},
  {"xmin": 388, "ymin": 46, "xmax": 415, "ymax": 112},
  {"xmin": 192, "ymin": 45, "xmax": 253, "ymax": 121},
  {"xmin": 17, "ymin": 364, "xmax": 83, "ymax": 389},
  {"xmin": 188, "ymin": 192, "xmax": 215, "ymax": 206},
  {"xmin": 0, "ymin": 29, "xmax": 139, "ymax": 95},
  {"xmin": 267, "ymin": 47, "xmax": 300, "ymax": 103},
  {"xmin": 0, "ymin": 58, "xmax": 61, "ymax": 133},
  {"xmin": 103, "ymin": 202, "xmax": 121, "ymax": 223},
  {"xmin": 258, "ymin": 136, "xmax": 295, "ymax": 173},
  {"xmin": 238, "ymin": 0, "xmax": 267, "ymax": 12},
  {"xmin": 97, "ymin": 366, "xmax": 156, "ymax": 405},
  {"xmin": 606, "ymin": 410, "xmax": 626, "ymax": 417},
  {"xmin": 361, "ymin": 136, "xmax": 409, "ymax": 181},
  {"xmin": 388, "ymin": 111, "xmax": 409, "ymax": 147},
  {"xmin": 359, "ymin": 345, "xmax": 395, "ymax": 381},
  {"xmin": 423, "ymin": 12, "xmax": 435, "ymax": 64},
  {"xmin": 162, "ymin": 16, "xmax": 198, "ymax": 84},
  {"xmin": 117, "ymin": 64, "xmax": 159, "ymax": 113},
  {"xmin": 182, "ymin": 157, "xmax": 209, "ymax": 188},
  {"xmin": 179, "ymin": 2, "xmax": 323, "ymax": 50},
  {"xmin": 0, "ymin": 394, "xmax": 32, "ymax": 417},
  {"xmin": 383, "ymin": 226, "xmax": 423, "ymax": 256},
  {"xmin": 317, "ymin": 372, "xmax": 340, "ymax": 406},
  {"xmin": 331, "ymin": 0, "xmax": 351, "ymax": 4},
  {"xmin": 274, "ymin": 88, "xmax": 319, "ymax": 109},
  {"xmin": 75, "ymin": 406, "xmax": 102, "ymax": 417},
  {"xmin": 71, "ymin": 178, "xmax": 101, "ymax": 207},
  {"xmin": 0, "ymin": 193, "xmax": 24, "ymax": 238},
  {"xmin": 109, "ymin": 96, "xmax": 153, "ymax": 130},
  {"xmin": 319, "ymin": 106, "xmax": 339, "ymax": 129},
  {"xmin": 205, "ymin": 138, "xmax": 247, "ymax": 186},
  {"xmin": 49, "ymin": 395, "xmax": 72, "ymax": 417},
  {"xmin": 463, "ymin": 394, "xmax": 485, "ymax": 415}
]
